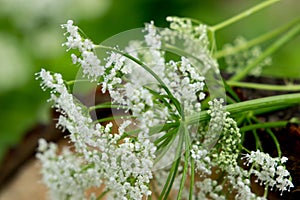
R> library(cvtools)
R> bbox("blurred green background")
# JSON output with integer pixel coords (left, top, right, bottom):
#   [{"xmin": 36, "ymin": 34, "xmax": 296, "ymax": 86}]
[{"xmin": 0, "ymin": 0, "xmax": 299, "ymax": 162}]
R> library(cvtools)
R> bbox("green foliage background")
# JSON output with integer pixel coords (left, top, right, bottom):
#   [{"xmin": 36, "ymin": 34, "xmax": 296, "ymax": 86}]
[{"xmin": 0, "ymin": 0, "xmax": 299, "ymax": 162}]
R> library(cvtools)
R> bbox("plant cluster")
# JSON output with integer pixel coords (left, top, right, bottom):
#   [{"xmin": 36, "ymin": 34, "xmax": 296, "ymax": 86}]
[{"xmin": 36, "ymin": 0, "xmax": 300, "ymax": 199}]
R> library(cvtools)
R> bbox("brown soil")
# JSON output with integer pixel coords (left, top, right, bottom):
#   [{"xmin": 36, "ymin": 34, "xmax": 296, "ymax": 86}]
[{"xmin": 0, "ymin": 158, "xmax": 48, "ymax": 200}]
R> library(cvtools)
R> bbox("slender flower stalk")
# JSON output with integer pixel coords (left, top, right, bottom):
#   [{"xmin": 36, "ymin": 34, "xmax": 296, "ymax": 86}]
[
  {"xmin": 227, "ymin": 81, "xmax": 300, "ymax": 91},
  {"xmin": 186, "ymin": 93, "xmax": 300, "ymax": 125},
  {"xmin": 213, "ymin": 17, "xmax": 300, "ymax": 59},
  {"xmin": 210, "ymin": 0, "xmax": 280, "ymax": 32}
]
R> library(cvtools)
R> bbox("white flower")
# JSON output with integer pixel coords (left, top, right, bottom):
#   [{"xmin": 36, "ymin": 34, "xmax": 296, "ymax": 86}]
[
  {"xmin": 61, "ymin": 20, "xmax": 104, "ymax": 80},
  {"xmin": 35, "ymin": 68, "xmax": 55, "ymax": 90},
  {"xmin": 191, "ymin": 142, "xmax": 211, "ymax": 175},
  {"xmin": 36, "ymin": 69, "xmax": 156, "ymax": 199},
  {"xmin": 223, "ymin": 36, "xmax": 272, "ymax": 77},
  {"xmin": 226, "ymin": 165, "xmax": 260, "ymax": 200},
  {"xmin": 37, "ymin": 138, "xmax": 48, "ymax": 152},
  {"xmin": 243, "ymin": 150, "xmax": 294, "ymax": 194},
  {"xmin": 144, "ymin": 21, "xmax": 161, "ymax": 49},
  {"xmin": 195, "ymin": 178, "xmax": 225, "ymax": 200}
]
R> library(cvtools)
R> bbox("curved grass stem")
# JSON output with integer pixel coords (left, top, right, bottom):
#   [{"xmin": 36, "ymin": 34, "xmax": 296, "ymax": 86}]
[
  {"xmin": 227, "ymin": 81, "xmax": 300, "ymax": 91},
  {"xmin": 159, "ymin": 124, "xmax": 185, "ymax": 200},
  {"xmin": 177, "ymin": 124, "xmax": 191, "ymax": 200},
  {"xmin": 240, "ymin": 121, "xmax": 288, "ymax": 132},
  {"xmin": 266, "ymin": 128, "xmax": 282, "ymax": 157},
  {"xmin": 186, "ymin": 93, "xmax": 300, "ymax": 125},
  {"xmin": 189, "ymin": 158, "xmax": 195, "ymax": 200},
  {"xmin": 213, "ymin": 17, "xmax": 300, "ymax": 59},
  {"xmin": 94, "ymin": 115, "xmax": 134, "ymax": 124},
  {"xmin": 242, "ymin": 116, "xmax": 284, "ymax": 157},
  {"xmin": 66, "ymin": 79, "xmax": 90, "ymax": 85},
  {"xmin": 210, "ymin": 0, "xmax": 280, "ymax": 32},
  {"xmin": 89, "ymin": 102, "xmax": 128, "ymax": 111}
]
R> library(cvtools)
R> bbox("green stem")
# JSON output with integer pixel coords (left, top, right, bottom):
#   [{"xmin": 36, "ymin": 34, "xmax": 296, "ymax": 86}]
[
  {"xmin": 266, "ymin": 128, "xmax": 282, "ymax": 157},
  {"xmin": 95, "ymin": 45, "xmax": 182, "ymax": 116},
  {"xmin": 177, "ymin": 125, "xmax": 191, "ymax": 200},
  {"xmin": 214, "ymin": 17, "xmax": 300, "ymax": 58},
  {"xmin": 94, "ymin": 115, "xmax": 133, "ymax": 123},
  {"xmin": 263, "ymin": 186, "xmax": 269, "ymax": 198},
  {"xmin": 66, "ymin": 79, "xmax": 90, "ymax": 85},
  {"xmin": 189, "ymin": 158, "xmax": 195, "ymax": 200},
  {"xmin": 210, "ymin": 0, "xmax": 280, "ymax": 32},
  {"xmin": 125, "ymin": 93, "xmax": 300, "ymax": 144},
  {"xmin": 227, "ymin": 81, "xmax": 300, "ymax": 91},
  {"xmin": 250, "ymin": 117, "xmax": 283, "ymax": 157},
  {"xmin": 138, "ymin": 93, "xmax": 299, "ymax": 137},
  {"xmin": 226, "ymin": 96, "xmax": 236, "ymax": 104},
  {"xmin": 186, "ymin": 93, "xmax": 300, "ymax": 125},
  {"xmin": 230, "ymin": 23, "xmax": 300, "ymax": 81},
  {"xmin": 159, "ymin": 132, "xmax": 184, "ymax": 200},
  {"xmin": 163, "ymin": 43, "xmax": 205, "ymax": 64},
  {"xmin": 241, "ymin": 145, "xmax": 251, "ymax": 153},
  {"xmin": 252, "ymin": 105, "xmax": 292, "ymax": 116},
  {"xmin": 224, "ymin": 80, "xmax": 241, "ymax": 102},
  {"xmin": 96, "ymin": 189, "xmax": 110, "ymax": 200},
  {"xmin": 246, "ymin": 117, "xmax": 263, "ymax": 151},
  {"xmin": 236, "ymin": 112, "xmax": 248, "ymax": 126},
  {"xmin": 155, "ymin": 133, "xmax": 177, "ymax": 163},
  {"xmin": 89, "ymin": 102, "xmax": 128, "ymax": 111},
  {"xmin": 254, "ymin": 130, "xmax": 263, "ymax": 151},
  {"xmin": 127, "ymin": 93, "xmax": 299, "ymax": 144},
  {"xmin": 155, "ymin": 127, "xmax": 179, "ymax": 146},
  {"xmin": 240, "ymin": 121, "xmax": 288, "ymax": 132}
]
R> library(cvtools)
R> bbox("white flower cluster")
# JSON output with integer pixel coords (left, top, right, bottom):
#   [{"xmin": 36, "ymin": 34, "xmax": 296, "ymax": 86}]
[
  {"xmin": 189, "ymin": 99, "xmax": 245, "ymax": 198},
  {"xmin": 224, "ymin": 36, "xmax": 272, "ymax": 77},
  {"xmin": 163, "ymin": 57, "xmax": 206, "ymax": 116},
  {"xmin": 189, "ymin": 98, "xmax": 293, "ymax": 200},
  {"xmin": 212, "ymin": 116, "xmax": 241, "ymax": 169},
  {"xmin": 62, "ymin": 20, "xmax": 103, "ymax": 80},
  {"xmin": 36, "ymin": 69, "xmax": 156, "ymax": 200},
  {"xmin": 164, "ymin": 16, "xmax": 219, "ymax": 74},
  {"xmin": 144, "ymin": 21, "xmax": 162, "ymax": 49},
  {"xmin": 195, "ymin": 178, "xmax": 225, "ymax": 200},
  {"xmin": 165, "ymin": 16, "xmax": 209, "ymax": 54},
  {"xmin": 243, "ymin": 150, "xmax": 294, "ymax": 194},
  {"xmin": 37, "ymin": 139, "xmax": 99, "ymax": 199},
  {"xmin": 36, "ymin": 18, "xmax": 217, "ymax": 199},
  {"xmin": 191, "ymin": 141, "xmax": 211, "ymax": 175},
  {"xmin": 37, "ymin": 18, "xmax": 295, "ymax": 200},
  {"xmin": 204, "ymin": 98, "xmax": 228, "ymax": 148},
  {"xmin": 36, "ymin": 68, "xmax": 99, "ymax": 154},
  {"xmin": 60, "ymin": 19, "xmax": 210, "ymax": 132},
  {"xmin": 227, "ymin": 165, "xmax": 265, "ymax": 200}
]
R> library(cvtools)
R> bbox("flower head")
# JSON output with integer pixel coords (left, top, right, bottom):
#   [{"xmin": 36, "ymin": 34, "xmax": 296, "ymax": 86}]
[{"xmin": 243, "ymin": 150, "xmax": 294, "ymax": 194}]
